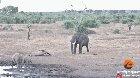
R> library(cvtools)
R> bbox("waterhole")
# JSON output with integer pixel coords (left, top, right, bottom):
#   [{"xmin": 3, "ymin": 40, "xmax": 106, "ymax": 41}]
[{"xmin": 0, "ymin": 64, "xmax": 77, "ymax": 78}]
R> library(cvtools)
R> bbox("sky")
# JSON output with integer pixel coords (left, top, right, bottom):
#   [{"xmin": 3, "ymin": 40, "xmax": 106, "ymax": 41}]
[{"xmin": 0, "ymin": 0, "xmax": 140, "ymax": 12}]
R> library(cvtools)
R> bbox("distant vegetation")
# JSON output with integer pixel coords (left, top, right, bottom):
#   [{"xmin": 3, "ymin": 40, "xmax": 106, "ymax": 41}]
[
  {"xmin": 113, "ymin": 29, "xmax": 121, "ymax": 34},
  {"xmin": 0, "ymin": 6, "xmax": 140, "ymax": 33}
]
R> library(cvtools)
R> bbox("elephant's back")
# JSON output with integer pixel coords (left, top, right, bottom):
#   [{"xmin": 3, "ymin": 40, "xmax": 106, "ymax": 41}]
[{"xmin": 77, "ymin": 34, "xmax": 89, "ymax": 43}]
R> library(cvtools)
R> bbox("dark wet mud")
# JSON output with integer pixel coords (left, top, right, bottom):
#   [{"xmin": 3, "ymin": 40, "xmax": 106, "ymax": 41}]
[{"xmin": 0, "ymin": 61, "xmax": 79, "ymax": 78}]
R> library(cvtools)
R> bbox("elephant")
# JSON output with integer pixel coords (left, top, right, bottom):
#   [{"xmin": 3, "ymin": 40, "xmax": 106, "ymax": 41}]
[{"xmin": 70, "ymin": 33, "xmax": 89, "ymax": 54}]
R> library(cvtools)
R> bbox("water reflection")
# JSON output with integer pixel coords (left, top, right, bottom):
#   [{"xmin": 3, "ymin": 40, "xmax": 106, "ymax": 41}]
[
  {"xmin": 0, "ymin": 64, "xmax": 76, "ymax": 78},
  {"xmin": 0, "ymin": 66, "xmax": 14, "ymax": 78}
]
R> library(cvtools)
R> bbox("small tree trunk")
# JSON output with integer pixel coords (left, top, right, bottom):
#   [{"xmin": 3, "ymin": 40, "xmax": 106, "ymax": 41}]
[
  {"xmin": 27, "ymin": 25, "xmax": 31, "ymax": 40},
  {"xmin": 129, "ymin": 26, "xmax": 131, "ymax": 31},
  {"xmin": 128, "ymin": 24, "xmax": 132, "ymax": 31},
  {"xmin": 128, "ymin": 22, "xmax": 133, "ymax": 31}
]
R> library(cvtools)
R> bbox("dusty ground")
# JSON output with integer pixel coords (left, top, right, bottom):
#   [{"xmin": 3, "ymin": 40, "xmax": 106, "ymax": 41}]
[{"xmin": 0, "ymin": 22, "xmax": 140, "ymax": 78}]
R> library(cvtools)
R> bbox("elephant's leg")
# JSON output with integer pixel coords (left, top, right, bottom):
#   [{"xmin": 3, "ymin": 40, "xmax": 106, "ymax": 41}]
[
  {"xmin": 86, "ymin": 44, "xmax": 89, "ymax": 52},
  {"xmin": 71, "ymin": 43, "xmax": 74, "ymax": 54},
  {"xmin": 74, "ymin": 44, "xmax": 77, "ymax": 54},
  {"xmin": 79, "ymin": 44, "xmax": 82, "ymax": 54}
]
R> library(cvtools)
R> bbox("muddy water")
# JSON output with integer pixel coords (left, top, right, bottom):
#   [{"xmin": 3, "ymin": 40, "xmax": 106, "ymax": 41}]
[
  {"xmin": 0, "ymin": 66, "xmax": 14, "ymax": 78},
  {"xmin": 0, "ymin": 64, "xmax": 77, "ymax": 78}
]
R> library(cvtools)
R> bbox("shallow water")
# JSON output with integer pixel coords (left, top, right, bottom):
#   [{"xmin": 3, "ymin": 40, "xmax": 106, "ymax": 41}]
[
  {"xmin": 0, "ymin": 64, "xmax": 77, "ymax": 78},
  {"xmin": 0, "ymin": 66, "xmax": 14, "ymax": 78}
]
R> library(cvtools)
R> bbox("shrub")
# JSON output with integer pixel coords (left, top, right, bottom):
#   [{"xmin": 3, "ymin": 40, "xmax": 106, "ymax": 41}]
[
  {"xmin": 44, "ymin": 29, "xmax": 52, "ymax": 33},
  {"xmin": 113, "ymin": 29, "xmax": 120, "ymax": 34},
  {"xmin": 122, "ymin": 18, "xmax": 128, "ymax": 24},
  {"xmin": 39, "ymin": 20, "xmax": 47, "ymax": 24},
  {"xmin": 112, "ymin": 14, "xmax": 122, "ymax": 23},
  {"xmin": 2, "ymin": 25, "xmax": 13, "ymax": 31},
  {"xmin": 128, "ymin": 14, "xmax": 136, "ymax": 20},
  {"xmin": 64, "ymin": 20, "xmax": 75, "ymax": 29},
  {"xmin": 82, "ymin": 19, "xmax": 100, "ymax": 28},
  {"xmin": 76, "ymin": 26, "xmax": 88, "ymax": 34},
  {"xmin": 100, "ymin": 19, "xmax": 111, "ymax": 24},
  {"xmin": 122, "ymin": 17, "xmax": 134, "ymax": 24},
  {"xmin": 133, "ymin": 19, "xmax": 140, "ymax": 25},
  {"xmin": 86, "ymin": 29, "xmax": 96, "ymax": 34},
  {"xmin": 97, "ymin": 15, "xmax": 111, "ymax": 24},
  {"xmin": 17, "ymin": 29, "xmax": 24, "ymax": 31},
  {"xmin": 75, "ymin": 26, "xmax": 96, "ymax": 34}
]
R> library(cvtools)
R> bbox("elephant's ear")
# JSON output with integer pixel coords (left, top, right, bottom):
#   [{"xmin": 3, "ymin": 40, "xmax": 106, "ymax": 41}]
[
  {"xmin": 70, "ymin": 35, "xmax": 77, "ymax": 43},
  {"xmin": 70, "ymin": 39, "xmax": 73, "ymax": 42},
  {"xmin": 70, "ymin": 38, "xmax": 76, "ymax": 43}
]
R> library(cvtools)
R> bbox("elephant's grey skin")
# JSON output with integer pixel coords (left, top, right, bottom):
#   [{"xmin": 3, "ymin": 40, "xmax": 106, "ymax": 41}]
[{"xmin": 70, "ymin": 33, "xmax": 89, "ymax": 54}]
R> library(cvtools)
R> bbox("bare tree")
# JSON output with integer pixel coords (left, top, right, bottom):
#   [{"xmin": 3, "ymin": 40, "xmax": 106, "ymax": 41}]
[
  {"xmin": 27, "ymin": 24, "xmax": 31, "ymax": 40},
  {"xmin": 128, "ymin": 23, "xmax": 133, "ymax": 31}
]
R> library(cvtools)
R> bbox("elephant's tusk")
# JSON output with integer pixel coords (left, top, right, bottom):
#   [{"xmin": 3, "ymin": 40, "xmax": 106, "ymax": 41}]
[{"xmin": 72, "ymin": 40, "xmax": 76, "ymax": 45}]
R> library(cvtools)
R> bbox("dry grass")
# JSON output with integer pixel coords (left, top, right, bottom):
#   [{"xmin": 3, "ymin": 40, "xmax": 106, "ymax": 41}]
[{"xmin": 0, "ymin": 22, "xmax": 140, "ymax": 77}]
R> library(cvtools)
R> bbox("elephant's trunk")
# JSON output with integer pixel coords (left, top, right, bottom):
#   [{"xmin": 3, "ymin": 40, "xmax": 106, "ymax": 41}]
[{"xmin": 71, "ymin": 43, "xmax": 73, "ymax": 54}]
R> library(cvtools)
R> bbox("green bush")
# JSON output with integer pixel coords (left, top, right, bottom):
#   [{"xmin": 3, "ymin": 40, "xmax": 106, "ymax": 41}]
[
  {"xmin": 97, "ymin": 15, "xmax": 111, "ymax": 24},
  {"xmin": 82, "ymin": 19, "xmax": 100, "ymax": 28},
  {"xmin": 1, "ymin": 6, "xmax": 140, "ymax": 25},
  {"xmin": 121, "ymin": 17, "xmax": 130, "ymax": 24},
  {"xmin": 128, "ymin": 14, "xmax": 136, "ymax": 20},
  {"xmin": 121, "ymin": 17, "xmax": 134, "ymax": 24},
  {"xmin": 133, "ymin": 19, "xmax": 140, "ymax": 25},
  {"xmin": 101, "ymin": 19, "xmax": 111, "ymax": 24},
  {"xmin": 64, "ymin": 20, "xmax": 75, "ymax": 29},
  {"xmin": 113, "ymin": 29, "xmax": 120, "ymax": 34},
  {"xmin": 122, "ymin": 18, "xmax": 128, "ymax": 24},
  {"xmin": 44, "ymin": 29, "xmax": 52, "ymax": 33},
  {"xmin": 2, "ymin": 25, "xmax": 13, "ymax": 31},
  {"xmin": 112, "ymin": 14, "xmax": 122, "ymax": 23},
  {"xmin": 76, "ymin": 26, "xmax": 88, "ymax": 34}
]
